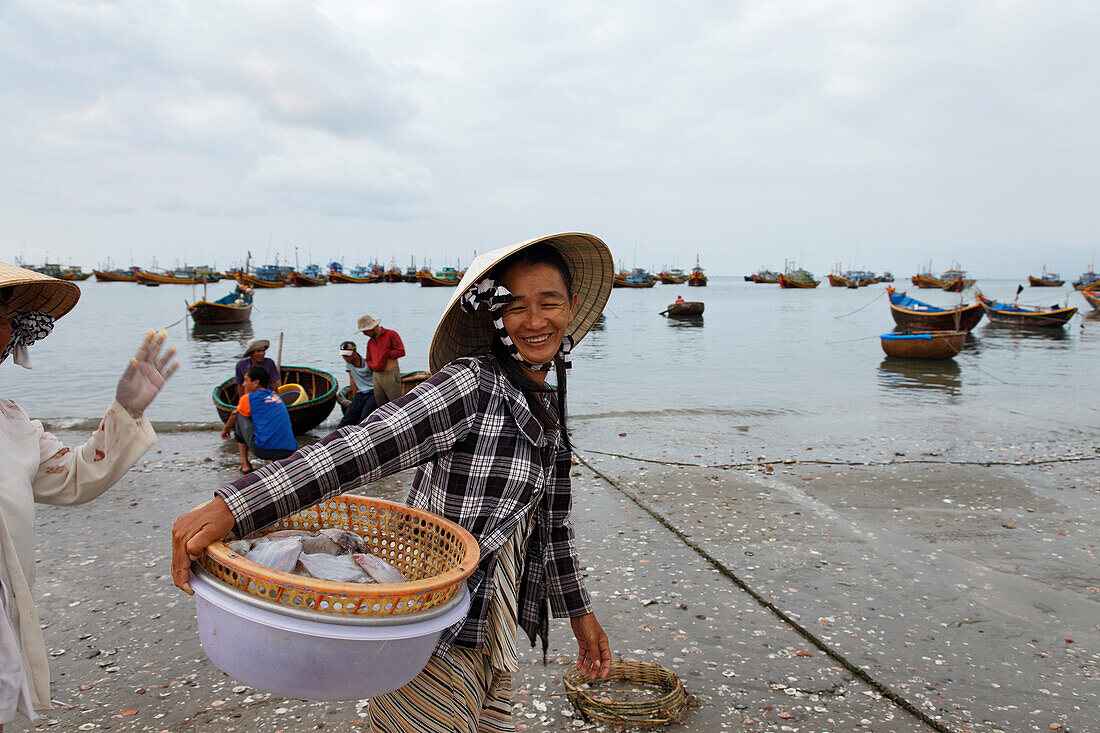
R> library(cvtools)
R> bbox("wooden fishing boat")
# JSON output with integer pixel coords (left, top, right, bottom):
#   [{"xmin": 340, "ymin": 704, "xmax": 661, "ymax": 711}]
[
  {"xmin": 779, "ymin": 267, "xmax": 819, "ymax": 288},
  {"xmin": 1029, "ymin": 268, "xmax": 1064, "ymax": 287},
  {"xmin": 418, "ymin": 266, "xmax": 461, "ymax": 287},
  {"xmin": 751, "ymin": 268, "xmax": 780, "ymax": 284},
  {"xmin": 659, "ymin": 269, "xmax": 688, "ymax": 284},
  {"xmin": 612, "ymin": 270, "xmax": 656, "ymax": 288},
  {"xmin": 59, "ymin": 266, "xmax": 91, "ymax": 281},
  {"xmin": 828, "ymin": 273, "xmax": 854, "ymax": 287},
  {"xmin": 880, "ymin": 330, "xmax": 966, "ymax": 359},
  {"xmin": 214, "ymin": 365, "xmax": 337, "ymax": 434},
  {"xmin": 910, "ymin": 262, "xmax": 944, "ymax": 288},
  {"xmin": 93, "ymin": 268, "xmax": 138, "ymax": 282},
  {"xmin": 138, "ymin": 267, "xmax": 219, "ymax": 285},
  {"xmin": 238, "ymin": 264, "xmax": 287, "ymax": 288},
  {"xmin": 886, "ymin": 287, "xmax": 984, "ymax": 332},
  {"xmin": 1081, "ymin": 288, "xmax": 1100, "ymax": 311},
  {"xmin": 383, "ymin": 266, "xmax": 404, "ymax": 283},
  {"xmin": 687, "ymin": 259, "xmax": 707, "ymax": 287},
  {"xmin": 663, "ymin": 301, "xmax": 704, "ymax": 316},
  {"xmin": 1072, "ymin": 270, "xmax": 1100, "ymax": 290},
  {"xmin": 939, "ymin": 268, "xmax": 974, "ymax": 292},
  {"xmin": 290, "ymin": 265, "xmax": 328, "ymax": 287},
  {"xmin": 187, "ymin": 285, "xmax": 253, "ymax": 325},
  {"xmin": 329, "ymin": 263, "xmax": 379, "ymax": 283},
  {"xmin": 976, "ymin": 293, "xmax": 1077, "ymax": 328}
]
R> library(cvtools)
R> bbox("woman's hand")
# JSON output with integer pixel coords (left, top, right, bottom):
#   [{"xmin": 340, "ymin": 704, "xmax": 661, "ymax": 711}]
[
  {"xmin": 170, "ymin": 497, "xmax": 236, "ymax": 594},
  {"xmin": 570, "ymin": 612, "xmax": 612, "ymax": 680},
  {"xmin": 115, "ymin": 330, "xmax": 179, "ymax": 418}
]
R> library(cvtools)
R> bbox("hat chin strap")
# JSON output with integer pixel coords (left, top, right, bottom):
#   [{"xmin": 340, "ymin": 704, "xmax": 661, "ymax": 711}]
[{"xmin": 12, "ymin": 344, "xmax": 31, "ymax": 369}]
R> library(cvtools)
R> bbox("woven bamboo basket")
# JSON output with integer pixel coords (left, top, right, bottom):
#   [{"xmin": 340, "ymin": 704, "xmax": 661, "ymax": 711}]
[
  {"xmin": 198, "ymin": 495, "xmax": 479, "ymax": 618},
  {"xmin": 563, "ymin": 659, "xmax": 695, "ymax": 728}
]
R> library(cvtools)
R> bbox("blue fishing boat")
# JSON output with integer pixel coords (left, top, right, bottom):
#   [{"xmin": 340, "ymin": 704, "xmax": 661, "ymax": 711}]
[{"xmin": 886, "ymin": 287, "xmax": 984, "ymax": 332}]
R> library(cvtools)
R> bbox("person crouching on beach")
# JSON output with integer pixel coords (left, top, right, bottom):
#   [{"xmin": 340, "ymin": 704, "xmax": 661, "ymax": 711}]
[
  {"xmin": 0, "ymin": 261, "xmax": 177, "ymax": 729},
  {"xmin": 220, "ymin": 365, "xmax": 297, "ymax": 473},
  {"xmin": 172, "ymin": 233, "xmax": 615, "ymax": 732},
  {"xmin": 337, "ymin": 340, "xmax": 376, "ymax": 427}
]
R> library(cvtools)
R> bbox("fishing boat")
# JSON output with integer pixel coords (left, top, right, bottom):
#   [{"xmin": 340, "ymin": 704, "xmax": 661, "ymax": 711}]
[
  {"xmin": 659, "ymin": 268, "xmax": 688, "ymax": 284},
  {"xmin": 751, "ymin": 268, "xmax": 780, "ymax": 284},
  {"xmin": 1081, "ymin": 288, "xmax": 1100, "ymax": 311},
  {"xmin": 939, "ymin": 267, "xmax": 975, "ymax": 292},
  {"xmin": 886, "ymin": 287, "xmax": 984, "ymax": 332},
  {"xmin": 778, "ymin": 266, "xmax": 819, "ymax": 289},
  {"xmin": 880, "ymin": 330, "xmax": 966, "ymax": 359},
  {"xmin": 662, "ymin": 301, "xmax": 704, "ymax": 316},
  {"xmin": 879, "ymin": 272, "xmax": 895, "ymax": 283},
  {"xmin": 137, "ymin": 268, "xmax": 215, "ymax": 285},
  {"xmin": 612, "ymin": 268, "xmax": 656, "ymax": 288},
  {"xmin": 214, "ymin": 366, "xmax": 337, "ymax": 434},
  {"xmin": 687, "ymin": 258, "xmax": 707, "ymax": 287},
  {"xmin": 238, "ymin": 264, "xmax": 287, "ymax": 288},
  {"xmin": 1072, "ymin": 269, "xmax": 1100, "ymax": 290},
  {"xmin": 828, "ymin": 271, "xmax": 855, "ymax": 288},
  {"xmin": 290, "ymin": 264, "xmax": 328, "ymax": 287},
  {"xmin": 383, "ymin": 264, "xmax": 404, "ymax": 283},
  {"xmin": 335, "ymin": 371, "xmax": 432, "ymax": 410},
  {"xmin": 976, "ymin": 293, "xmax": 1077, "ymax": 328},
  {"xmin": 187, "ymin": 284, "xmax": 253, "ymax": 325},
  {"xmin": 1028, "ymin": 267, "xmax": 1064, "ymax": 287},
  {"xmin": 59, "ymin": 266, "xmax": 91, "ymax": 281},
  {"xmin": 911, "ymin": 262, "xmax": 943, "ymax": 289},
  {"xmin": 419, "ymin": 266, "xmax": 461, "ymax": 287},
  {"xmin": 93, "ymin": 267, "xmax": 139, "ymax": 282}
]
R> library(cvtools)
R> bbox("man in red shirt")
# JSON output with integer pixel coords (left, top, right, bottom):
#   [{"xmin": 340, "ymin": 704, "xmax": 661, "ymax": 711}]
[{"xmin": 357, "ymin": 314, "xmax": 405, "ymax": 407}]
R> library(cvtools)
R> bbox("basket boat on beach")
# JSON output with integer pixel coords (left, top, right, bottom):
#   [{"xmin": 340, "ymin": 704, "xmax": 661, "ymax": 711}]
[
  {"xmin": 335, "ymin": 371, "xmax": 431, "ymax": 410},
  {"xmin": 213, "ymin": 365, "xmax": 337, "ymax": 434}
]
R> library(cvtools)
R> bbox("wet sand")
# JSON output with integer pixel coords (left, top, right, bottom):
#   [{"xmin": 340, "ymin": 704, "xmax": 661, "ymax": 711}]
[{"xmin": 11, "ymin": 417, "xmax": 1098, "ymax": 732}]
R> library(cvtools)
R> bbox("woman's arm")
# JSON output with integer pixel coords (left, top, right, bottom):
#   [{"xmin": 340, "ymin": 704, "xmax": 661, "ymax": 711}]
[
  {"xmin": 172, "ymin": 358, "xmax": 485, "ymax": 592},
  {"xmin": 31, "ymin": 400, "xmax": 156, "ymax": 506}
]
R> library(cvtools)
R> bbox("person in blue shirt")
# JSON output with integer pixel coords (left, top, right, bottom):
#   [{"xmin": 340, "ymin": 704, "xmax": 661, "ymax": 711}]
[
  {"xmin": 220, "ymin": 365, "xmax": 297, "ymax": 473},
  {"xmin": 337, "ymin": 340, "xmax": 377, "ymax": 427}
]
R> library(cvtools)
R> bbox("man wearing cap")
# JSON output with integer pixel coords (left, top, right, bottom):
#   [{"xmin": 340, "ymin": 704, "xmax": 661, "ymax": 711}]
[
  {"xmin": 357, "ymin": 314, "xmax": 405, "ymax": 408},
  {"xmin": 234, "ymin": 338, "xmax": 280, "ymax": 400},
  {"xmin": 337, "ymin": 340, "xmax": 377, "ymax": 427},
  {"xmin": 0, "ymin": 261, "xmax": 178, "ymax": 728}
]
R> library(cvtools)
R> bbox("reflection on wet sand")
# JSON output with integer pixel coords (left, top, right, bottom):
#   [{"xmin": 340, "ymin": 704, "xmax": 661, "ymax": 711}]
[{"xmin": 877, "ymin": 357, "xmax": 962, "ymax": 400}]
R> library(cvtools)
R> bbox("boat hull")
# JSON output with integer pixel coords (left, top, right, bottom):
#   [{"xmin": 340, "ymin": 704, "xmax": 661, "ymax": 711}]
[
  {"xmin": 214, "ymin": 366, "xmax": 337, "ymax": 434},
  {"xmin": 138, "ymin": 270, "xmax": 217, "ymax": 285},
  {"xmin": 660, "ymin": 275, "xmax": 688, "ymax": 284},
  {"xmin": 1028, "ymin": 276, "xmax": 1064, "ymax": 287},
  {"xmin": 331, "ymin": 272, "xmax": 382, "ymax": 284},
  {"xmin": 940, "ymin": 278, "xmax": 975, "ymax": 292},
  {"xmin": 977, "ymin": 296, "xmax": 1076, "ymax": 328},
  {"xmin": 290, "ymin": 272, "xmax": 327, "ymax": 287},
  {"xmin": 93, "ymin": 270, "xmax": 137, "ymax": 282},
  {"xmin": 911, "ymin": 275, "xmax": 944, "ymax": 289},
  {"xmin": 1082, "ymin": 289, "xmax": 1100, "ymax": 311},
  {"xmin": 778, "ymin": 274, "xmax": 819, "ymax": 288},
  {"xmin": 665, "ymin": 302, "xmax": 704, "ymax": 316},
  {"xmin": 418, "ymin": 274, "xmax": 460, "ymax": 287},
  {"xmin": 687, "ymin": 275, "xmax": 707, "ymax": 287},
  {"xmin": 751, "ymin": 274, "xmax": 779, "ymax": 284},
  {"xmin": 238, "ymin": 273, "xmax": 286, "ymax": 288},
  {"xmin": 188, "ymin": 301, "xmax": 252, "ymax": 325},
  {"xmin": 880, "ymin": 331, "xmax": 966, "ymax": 359}
]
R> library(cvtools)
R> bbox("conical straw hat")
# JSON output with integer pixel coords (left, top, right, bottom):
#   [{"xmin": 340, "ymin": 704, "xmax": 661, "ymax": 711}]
[
  {"xmin": 0, "ymin": 262, "xmax": 81, "ymax": 319},
  {"xmin": 429, "ymin": 233, "xmax": 613, "ymax": 373}
]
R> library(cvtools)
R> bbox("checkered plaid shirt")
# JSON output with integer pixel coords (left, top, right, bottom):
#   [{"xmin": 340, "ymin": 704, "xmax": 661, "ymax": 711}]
[{"xmin": 216, "ymin": 353, "xmax": 592, "ymax": 653}]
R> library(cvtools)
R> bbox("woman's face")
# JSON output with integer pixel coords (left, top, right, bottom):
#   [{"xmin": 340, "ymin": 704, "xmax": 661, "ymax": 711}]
[{"xmin": 498, "ymin": 262, "xmax": 578, "ymax": 367}]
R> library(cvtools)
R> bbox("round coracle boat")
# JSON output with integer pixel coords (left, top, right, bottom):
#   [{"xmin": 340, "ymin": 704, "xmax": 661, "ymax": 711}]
[
  {"xmin": 880, "ymin": 330, "xmax": 966, "ymax": 360},
  {"xmin": 213, "ymin": 365, "xmax": 337, "ymax": 434},
  {"xmin": 191, "ymin": 495, "xmax": 479, "ymax": 700}
]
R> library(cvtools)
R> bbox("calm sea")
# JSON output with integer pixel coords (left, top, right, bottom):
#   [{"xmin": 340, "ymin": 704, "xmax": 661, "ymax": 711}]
[{"xmin": 5, "ymin": 276, "xmax": 1098, "ymax": 453}]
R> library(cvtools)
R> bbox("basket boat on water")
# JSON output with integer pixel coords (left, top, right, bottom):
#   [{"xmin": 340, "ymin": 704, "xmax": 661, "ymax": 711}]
[
  {"xmin": 880, "ymin": 330, "xmax": 966, "ymax": 359},
  {"xmin": 214, "ymin": 365, "xmax": 337, "ymax": 434},
  {"xmin": 663, "ymin": 301, "xmax": 704, "ymax": 317}
]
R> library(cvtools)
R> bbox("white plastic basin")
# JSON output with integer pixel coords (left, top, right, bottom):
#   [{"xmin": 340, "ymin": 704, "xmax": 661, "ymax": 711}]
[{"xmin": 190, "ymin": 569, "xmax": 470, "ymax": 701}]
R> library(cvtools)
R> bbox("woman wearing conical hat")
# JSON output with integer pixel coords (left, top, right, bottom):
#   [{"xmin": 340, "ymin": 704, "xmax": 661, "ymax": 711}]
[
  {"xmin": 172, "ymin": 233, "xmax": 614, "ymax": 731},
  {"xmin": 0, "ymin": 262, "xmax": 178, "ymax": 729}
]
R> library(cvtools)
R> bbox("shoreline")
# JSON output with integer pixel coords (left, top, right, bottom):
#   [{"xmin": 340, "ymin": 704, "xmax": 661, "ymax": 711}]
[{"xmin": 11, "ymin": 417, "xmax": 1098, "ymax": 732}]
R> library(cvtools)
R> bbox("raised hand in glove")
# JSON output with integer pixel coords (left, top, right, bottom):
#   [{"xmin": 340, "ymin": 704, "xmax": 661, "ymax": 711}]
[{"xmin": 115, "ymin": 330, "xmax": 180, "ymax": 418}]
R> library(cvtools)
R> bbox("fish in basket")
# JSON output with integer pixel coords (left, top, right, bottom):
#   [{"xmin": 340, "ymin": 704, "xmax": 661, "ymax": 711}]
[{"xmin": 189, "ymin": 495, "xmax": 479, "ymax": 701}]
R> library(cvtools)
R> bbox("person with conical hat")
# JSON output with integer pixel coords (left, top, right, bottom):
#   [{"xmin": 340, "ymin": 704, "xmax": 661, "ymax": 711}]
[
  {"xmin": 171, "ymin": 233, "xmax": 615, "ymax": 731},
  {"xmin": 0, "ymin": 261, "xmax": 178, "ymax": 729}
]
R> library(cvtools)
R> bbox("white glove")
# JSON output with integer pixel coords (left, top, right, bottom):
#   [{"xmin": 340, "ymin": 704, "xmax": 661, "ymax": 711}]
[{"xmin": 115, "ymin": 330, "xmax": 180, "ymax": 418}]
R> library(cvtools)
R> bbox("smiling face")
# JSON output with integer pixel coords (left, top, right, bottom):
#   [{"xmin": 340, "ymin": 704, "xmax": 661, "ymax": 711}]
[
  {"xmin": 498, "ymin": 262, "xmax": 578, "ymax": 372},
  {"xmin": 249, "ymin": 347, "xmax": 267, "ymax": 364}
]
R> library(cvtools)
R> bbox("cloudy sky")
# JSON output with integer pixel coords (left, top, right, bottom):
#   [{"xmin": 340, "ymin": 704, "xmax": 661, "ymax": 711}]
[{"xmin": 2, "ymin": 1, "xmax": 1098, "ymax": 278}]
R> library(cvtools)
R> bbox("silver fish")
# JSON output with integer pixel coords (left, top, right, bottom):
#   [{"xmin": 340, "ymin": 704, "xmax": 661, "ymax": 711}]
[
  {"xmin": 297, "ymin": 553, "xmax": 371, "ymax": 583},
  {"xmin": 352, "ymin": 553, "xmax": 408, "ymax": 584},
  {"xmin": 318, "ymin": 528, "xmax": 368, "ymax": 555},
  {"xmin": 225, "ymin": 539, "xmax": 252, "ymax": 555},
  {"xmin": 245, "ymin": 537, "xmax": 303, "ymax": 573}
]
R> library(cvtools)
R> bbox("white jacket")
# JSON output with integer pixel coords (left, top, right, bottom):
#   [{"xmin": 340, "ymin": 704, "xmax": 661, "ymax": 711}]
[{"xmin": 0, "ymin": 398, "xmax": 155, "ymax": 720}]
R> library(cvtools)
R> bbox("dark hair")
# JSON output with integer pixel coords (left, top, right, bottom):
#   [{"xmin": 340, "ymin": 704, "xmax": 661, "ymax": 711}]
[
  {"xmin": 489, "ymin": 243, "xmax": 573, "ymax": 448},
  {"xmin": 247, "ymin": 365, "xmax": 270, "ymax": 388}
]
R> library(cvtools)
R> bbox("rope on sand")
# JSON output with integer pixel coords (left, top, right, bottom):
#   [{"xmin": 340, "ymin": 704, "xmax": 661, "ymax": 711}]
[
  {"xmin": 573, "ymin": 449, "xmax": 959, "ymax": 733},
  {"xmin": 577, "ymin": 447, "xmax": 1099, "ymax": 470}
]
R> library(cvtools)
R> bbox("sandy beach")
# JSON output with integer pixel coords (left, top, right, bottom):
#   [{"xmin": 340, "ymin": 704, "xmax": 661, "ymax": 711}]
[{"xmin": 10, "ymin": 415, "xmax": 1098, "ymax": 733}]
